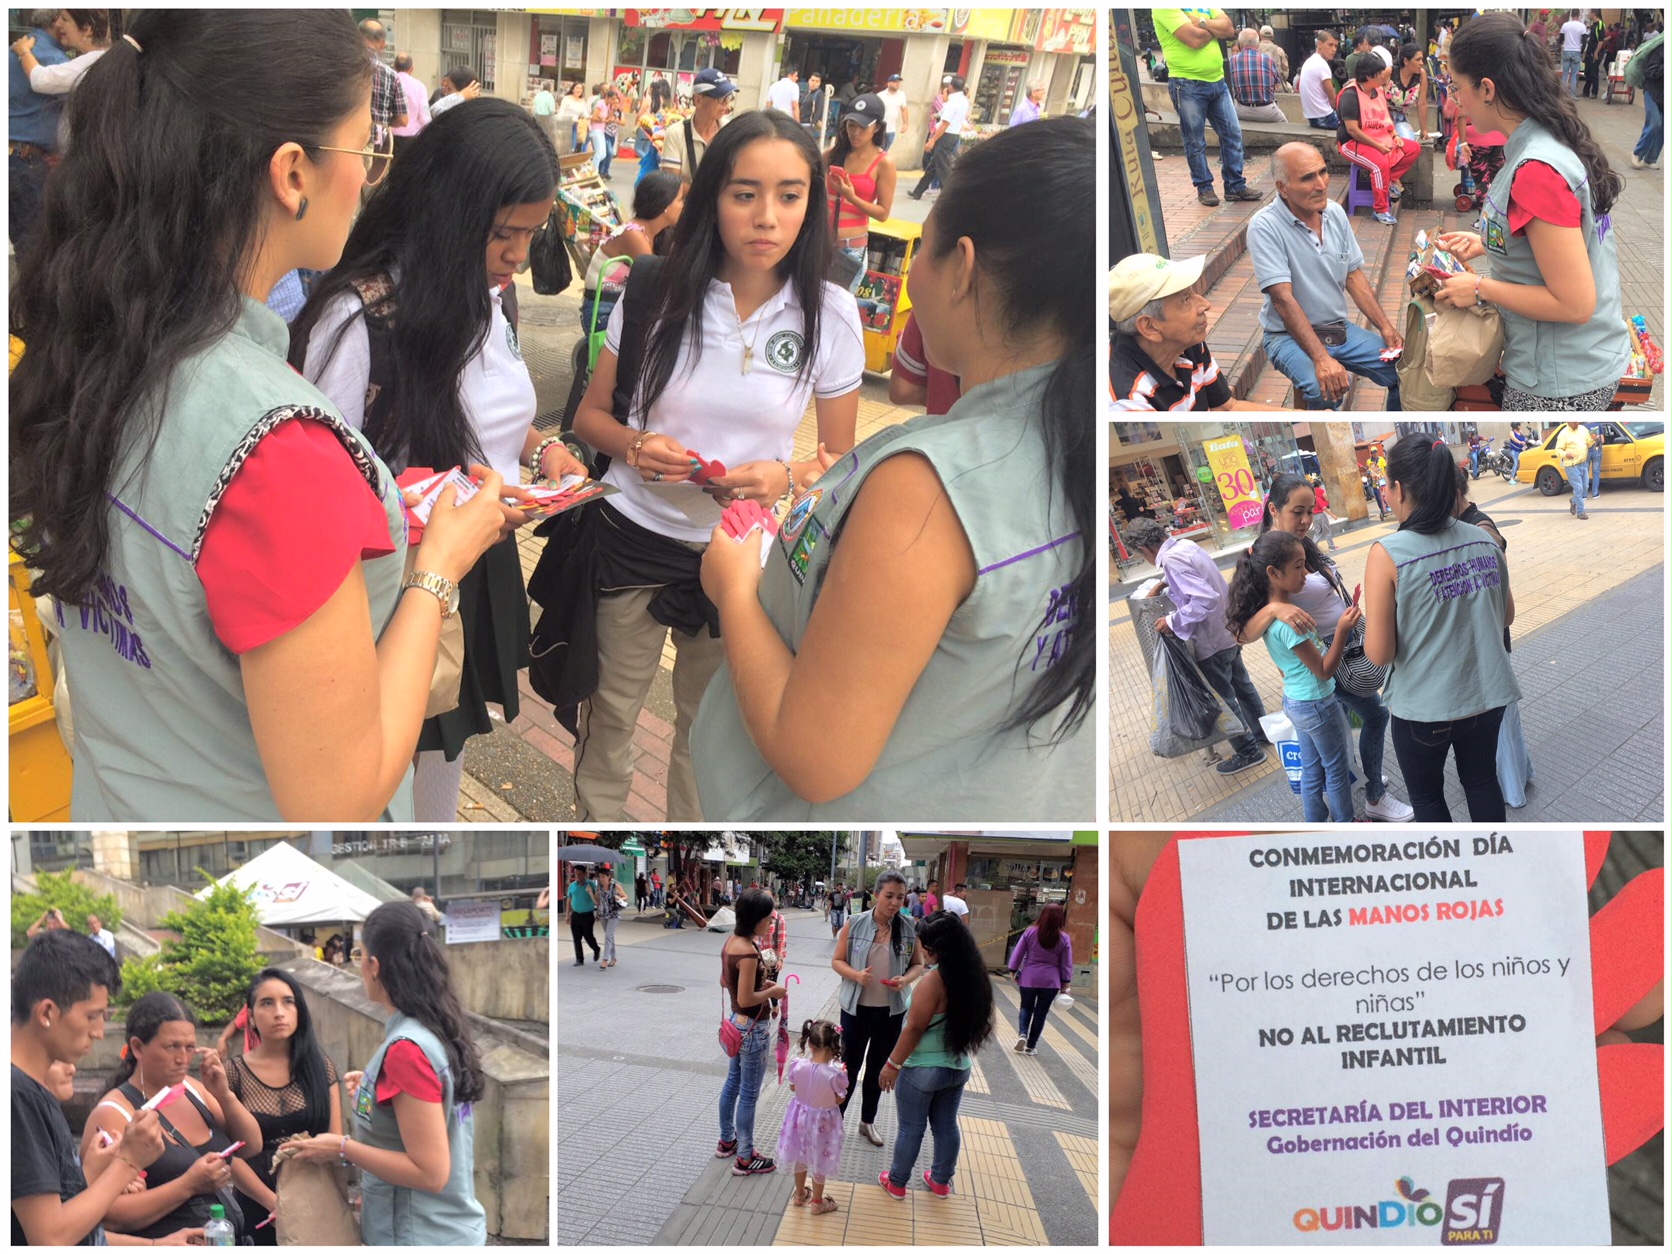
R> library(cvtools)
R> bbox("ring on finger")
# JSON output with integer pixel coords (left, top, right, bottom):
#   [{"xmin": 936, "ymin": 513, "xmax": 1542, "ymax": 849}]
[{"xmin": 652, "ymin": 472, "xmax": 664, "ymax": 482}]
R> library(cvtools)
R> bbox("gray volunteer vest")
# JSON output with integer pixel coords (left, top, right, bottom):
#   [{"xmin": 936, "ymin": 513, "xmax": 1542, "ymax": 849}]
[
  {"xmin": 692, "ymin": 363, "xmax": 1092, "ymax": 820},
  {"xmin": 837, "ymin": 908, "xmax": 918, "ymax": 1016},
  {"xmin": 1481, "ymin": 118, "xmax": 1629, "ymax": 398},
  {"xmin": 1378, "ymin": 521, "xmax": 1522, "ymax": 723},
  {"xmin": 55, "ymin": 297, "xmax": 412, "ymax": 820},
  {"xmin": 353, "ymin": 1013, "xmax": 487, "ymax": 1246}
]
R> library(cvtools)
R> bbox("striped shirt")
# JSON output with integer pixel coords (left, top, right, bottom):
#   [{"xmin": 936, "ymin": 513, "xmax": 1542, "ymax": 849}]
[{"xmin": 1110, "ymin": 333, "xmax": 1231, "ymax": 411}]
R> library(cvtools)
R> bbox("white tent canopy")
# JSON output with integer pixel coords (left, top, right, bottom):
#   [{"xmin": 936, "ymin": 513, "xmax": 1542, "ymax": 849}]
[{"xmin": 198, "ymin": 842, "xmax": 383, "ymax": 927}]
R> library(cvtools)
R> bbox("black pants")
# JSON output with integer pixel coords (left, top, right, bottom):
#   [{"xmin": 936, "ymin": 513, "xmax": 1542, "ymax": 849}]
[
  {"xmin": 1390, "ymin": 707, "xmax": 1506, "ymax": 822},
  {"xmin": 840, "ymin": 1005, "xmax": 903, "ymax": 1124},
  {"xmin": 911, "ymin": 134, "xmax": 961, "ymax": 197},
  {"xmin": 1017, "ymin": 985, "xmax": 1057, "ymax": 1049},
  {"xmin": 1197, "ymin": 644, "xmax": 1266, "ymax": 757},
  {"xmin": 570, "ymin": 909, "xmax": 600, "ymax": 962}
]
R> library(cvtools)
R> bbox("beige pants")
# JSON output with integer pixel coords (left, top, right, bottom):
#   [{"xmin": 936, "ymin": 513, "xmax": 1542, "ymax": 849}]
[{"xmin": 573, "ymin": 585, "xmax": 724, "ymax": 820}]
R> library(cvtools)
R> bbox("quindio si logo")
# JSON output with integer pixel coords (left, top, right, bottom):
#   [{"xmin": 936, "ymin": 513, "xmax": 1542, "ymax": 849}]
[{"xmin": 1292, "ymin": 1176, "xmax": 1505, "ymax": 1243}]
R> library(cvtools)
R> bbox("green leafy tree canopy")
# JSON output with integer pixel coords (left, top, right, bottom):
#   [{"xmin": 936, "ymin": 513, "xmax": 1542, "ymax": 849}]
[
  {"xmin": 117, "ymin": 872, "xmax": 264, "ymax": 1025},
  {"xmin": 11, "ymin": 869, "xmax": 123, "ymax": 950}
]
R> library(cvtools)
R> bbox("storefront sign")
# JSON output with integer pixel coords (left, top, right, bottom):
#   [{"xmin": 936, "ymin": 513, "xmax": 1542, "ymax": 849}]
[
  {"xmin": 786, "ymin": 8, "xmax": 949, "ymax": 33},
  {"xmin": 982, "ymin": 47, "xmax": 1031, "ymax": 65},
  {"xmin": 1177, "ymin": 833, "xmax": 1609, "ymax": 1245},
  {"xmin": 626, "ymin": 8, "xmax": 785, "ymax": 32},
  {"xmin": 1202, "ymin": 434, "xmax": 1263, "ymax": 530},
  {"xmin": 330, "ymin": 834, "xmax": 452, "ymax": 856},
  {"xmin": 445, "ymin": 900, "xmax": 502, "ymax": 944},
  {"xmin": 1039, "ymin": 8, "xmax": 1096, "ymax": 56},
  {"xmin": 957, "ymin": 9, "xmax": 1022, "ymax": 41}
]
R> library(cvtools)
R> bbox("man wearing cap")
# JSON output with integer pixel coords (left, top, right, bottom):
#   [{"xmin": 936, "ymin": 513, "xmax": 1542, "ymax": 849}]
[
  {"xmin": 1009, "ymin": 81, "xmax": 1046, "ymax": 126},
  {"xmin": 1127, "ymin": 516, "xmax": 1270, "ymax": 778},
  {"xmin": 907, "ymin": 73, "xmax": 968, "ymax": 199},
  {"xmin": 880, "ymin": 73, "xmax": 908, "ymax": 150},
  {"xmin": 662, "ymin": 66, "xmax": 734, "ymax": 183},
  {"xmin": 1258, "ymin": 25, "xmax": 1290, "ymax": 82},
  {"xmin": 1152, "ymin": 7, "xmax": 1264, "ymax": 208},
  {"xmin": 767, "ymin": 65, "xmax": 800, "ymax": 120},
  {"xmin": 1248, "ymin": 142, "xmax": 1403, "ymax": 409},
  {"xmin": 1109, "ymin": 254, "xmax": 1289, "ymax": 411}
]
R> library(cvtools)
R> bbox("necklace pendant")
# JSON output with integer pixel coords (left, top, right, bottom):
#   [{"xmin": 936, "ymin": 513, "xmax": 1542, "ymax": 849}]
[{"xmin": 742, "ymin": 346, "xmax": 753, "ymax": 375}]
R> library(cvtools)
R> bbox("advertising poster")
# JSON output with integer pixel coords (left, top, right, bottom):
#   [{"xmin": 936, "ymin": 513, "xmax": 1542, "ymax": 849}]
[
  {"xmin": 1177, "ymin": 833, "xmax": 1610, "ymax": 1245},
  {"xmin": 445, "ymin": 899, "xmax": 502, "ymax": 944},
  {"xmin": 1201, "ymin": 434, "xmax": 1264, "ymax": 530}
]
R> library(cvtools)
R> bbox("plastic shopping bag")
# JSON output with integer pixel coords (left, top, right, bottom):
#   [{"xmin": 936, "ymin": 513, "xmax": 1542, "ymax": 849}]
[{"xmin": 1148, "ymin": 632, "xmax": 1247, "ymax": 758}]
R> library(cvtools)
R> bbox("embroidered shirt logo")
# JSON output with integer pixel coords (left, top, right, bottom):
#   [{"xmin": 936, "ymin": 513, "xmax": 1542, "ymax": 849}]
[
  {"xmin": 764, "ymin": 330, "xmax": 804, "ymax": 374},
  {"xmin": 506, "ymin": 323, "xmax": 523, "ymax": 362}
]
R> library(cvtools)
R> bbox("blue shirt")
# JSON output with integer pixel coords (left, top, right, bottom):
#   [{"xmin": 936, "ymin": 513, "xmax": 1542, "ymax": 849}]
[
  {"xmin": 1247, "ymin": 197, "xmax": 1364, "ymax": 335},
  {"xmin": 1263, "ymin": 618, "xmax": 1335, "ymax": 702},
  {"xmin": 9, "ymin": 27, "xmax": 69, "ymax": 149},
  {"xmin": 566, "ymin": 880, "xmax": 596, "ymax": 914}
]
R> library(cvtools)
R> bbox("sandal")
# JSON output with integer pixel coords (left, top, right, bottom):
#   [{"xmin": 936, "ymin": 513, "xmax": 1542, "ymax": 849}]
[
  {"xmin": 792, "ymin": 1186, "xmax": 812, "ymax": 1207},
  {"xmin": 811, "ymin": 1197, "xmax": 840, "ymax": 1215}
]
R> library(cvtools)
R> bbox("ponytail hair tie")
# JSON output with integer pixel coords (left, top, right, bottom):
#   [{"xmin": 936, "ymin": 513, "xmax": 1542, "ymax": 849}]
[
  {"xmin": 1433, "ymin": 439, "xmax": 1446, "ymax": 448},
  {"xmin": 122, "ymin": 33, "xmax": 142, "ymax": 53}
]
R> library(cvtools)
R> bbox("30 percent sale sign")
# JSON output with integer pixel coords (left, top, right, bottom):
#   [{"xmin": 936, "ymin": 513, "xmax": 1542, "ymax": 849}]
[{"xmin": 1202, "ymin": 435, "xmax": 1264, "ymax": 530}]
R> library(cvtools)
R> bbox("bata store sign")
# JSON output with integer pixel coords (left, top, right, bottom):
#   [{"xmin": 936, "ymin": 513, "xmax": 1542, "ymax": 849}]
[{"xmin": 625, "ymin": 8, "xmax": 785, "ymax": 31}]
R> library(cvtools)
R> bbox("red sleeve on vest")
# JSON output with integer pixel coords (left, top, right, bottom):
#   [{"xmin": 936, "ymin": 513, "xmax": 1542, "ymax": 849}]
[
  {"xmin": 1508, "ymin": 159, "xmax": 1583, "ymax": 234},
  {"xmin": 197, "ymin": 419, "xmax": 397, "ymax": 655},
  {"xmin": 374, "ymin": 1039, "xmax": 444, "ymax": 1104}
]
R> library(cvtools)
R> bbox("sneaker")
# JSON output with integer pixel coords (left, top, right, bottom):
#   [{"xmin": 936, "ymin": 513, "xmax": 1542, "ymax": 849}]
[
  {"xmin": 734, "ymin": 1154, "xmax": 776, "ymax": 1176},
  {"xmin": 1013, "ymin": 1036, "xmax": 1028, "ymax": 1053},
  {"xmin": 1631, "ymin": 154, "xmax": 1646, "ymax": 169},
  {"xmin": 922, "ymin": 1171, "xmax": 951, "ymax": 1199},
  {"xmin": 1227, "ymin": 187, "xmax": 1263, "ymax": 202},
  {"xmin": 1373, "ymin": 211, "xmax": 1399, "ymax": 226},
  {"xmin": 1364, "ymin": 793, "xmax": 1416, "ymax": 822},
  {"xmin": 573, "ymin": 959, "xmax": 584, "ymax": 967},
  {"xmin": 1197, "ymin": 187, "xmax": 1221, "ymax": 206},
  {"xmin": 1215, "ymin": 748, "xmax": 1266, "ymax": 776},
  {"xmin": 878, "ymin": 1171, "xmax": 908, "ymax": 1200},
  {"xmin": 1023, "ymin": 1046, "xmax": 1038, "ymax": 1056},
  {"xmin": 716, "ymin": 1138, "xmax": 738, "ymax": 1159}
]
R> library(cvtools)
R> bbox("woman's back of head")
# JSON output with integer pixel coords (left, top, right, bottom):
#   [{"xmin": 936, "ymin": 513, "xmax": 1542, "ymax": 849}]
[
  {"xmin": 918, "ymin": 911, "xmax": 994, "ymax": 1058},
  {"xmin": 362, "ymin": 899, "xmax": 485, "ymax": 1104}
]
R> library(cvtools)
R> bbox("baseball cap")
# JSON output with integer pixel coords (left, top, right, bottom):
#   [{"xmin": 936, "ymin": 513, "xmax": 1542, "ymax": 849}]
[
  {"xmin": 887, "ymin": 73, "xmax": 902, "ymax": 82},
  {"xmin": 693, "ymin": 67, "xmax": 737, "ymax": 98},
  {"xmin": 1108, "ymin": 253, "xmax": 1206, "ymax": 323},
  {"xmin": 843, "ymin": 93, "xmax": 886, "ymax": 126}
]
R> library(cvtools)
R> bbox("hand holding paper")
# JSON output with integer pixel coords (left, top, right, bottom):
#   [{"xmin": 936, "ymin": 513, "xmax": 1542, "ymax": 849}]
[{"xmin": 701, "ymin": 501, "xmax": 778, "ymax": 603}]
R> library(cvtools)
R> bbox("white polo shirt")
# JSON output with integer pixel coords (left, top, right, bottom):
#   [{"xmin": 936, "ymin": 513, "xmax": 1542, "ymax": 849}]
[
  {"xmin": 940, "ymin": 90, "xmax": 971, "ymax": 136},
  {"xmin": 767, "ymin": 76, "xmax": 801, "ymax": 114},
  {"xmin": 603, "ymin": 277, "xmax": 865, "ymax": 541},
  {"xmin": 1297, "ymin": 53, "xmax": 1335, "ymax": 120}
]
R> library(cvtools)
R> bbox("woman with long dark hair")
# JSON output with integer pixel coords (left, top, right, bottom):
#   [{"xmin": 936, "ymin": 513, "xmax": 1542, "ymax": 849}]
[
  {"xmin": 636, "ymin": 77, "xmax": 674, "ymax": 184},
  {"xmin": 552, "ymin": 109, "xmax": 863, "ymax": 821},
  {"xmin": 281, "ymin": 900, "xmax": 487, "ymax": 1243},
  {"xmin": 7, "ymin": 10, "xmax": 508, "ymax": 823},
  {"xmin": 1008, "ymin": 902, "xmax": 1074, "ymax": 1056},
  {"xmin": 291, "ymin": 98, "xmax": 587, "ymax": 822},
  {"xmin": 717, "ymin": 888, "xmax": 788, "ymax": 1175},
  {"xmin": 830, "ymin": 869, "xmax": 924, "ymax": 1150},
  {"xmin": 1230, "ymin": 472, "xmax": 1414, "ymax": 821},
  {"xmin": 694, "ymin": 116, "xmax": 1096, "ymax": 820},
  {"xmin": 823, "ymin": 93, "xmax": 896, "ymax": 293},
  {"xmin": 1432, "ymin": 12, "xmax": 1630, "ymax": 410},
  {"xmin": 1363, "ymin": 438, "xmax": 1520, "ymax": 821},
  {"xmin": 876, "ymin": 911, "xmax": 995, "ymax": 1199},
  {"xmin": 223, "ymin": 970, "xmax": 341, "ymax": 1244},
  {"xmin": 1386, "ymin": 43, "xmax": 1429, "ymax": 141},
  {"xmin": 579, "ymin": 169, "xmax": 685, "ymax": 333},
  {"xmin": 83, "ymin": 994, "xmax": 264, "ymax": 1242}
]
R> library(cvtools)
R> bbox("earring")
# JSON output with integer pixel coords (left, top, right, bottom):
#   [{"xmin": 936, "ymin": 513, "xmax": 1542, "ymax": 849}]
[{"xmin": 295, "ymin": 197, "xmax": 309, "ymax": 222}]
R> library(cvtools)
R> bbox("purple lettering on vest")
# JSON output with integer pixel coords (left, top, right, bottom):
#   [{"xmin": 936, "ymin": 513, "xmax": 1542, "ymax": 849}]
[
  {"xmin": 1030, "ymin": 581, "xmax": 1079, "ymax": 671},
  {"xmin": 69, "ymin": 574, "xmax": 154, "ymax": 670}
]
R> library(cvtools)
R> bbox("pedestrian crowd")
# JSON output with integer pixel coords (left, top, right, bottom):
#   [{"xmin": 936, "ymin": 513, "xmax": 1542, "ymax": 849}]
[{"xmin": 9, "ymin": 9, "xmax": 1094, "ymax": 827}]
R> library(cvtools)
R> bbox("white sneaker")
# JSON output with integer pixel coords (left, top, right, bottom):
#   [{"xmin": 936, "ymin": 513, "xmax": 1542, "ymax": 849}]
[
  {"xmin": 1631, "ymin": 154, "xmax": 1646, "ymax": 168},
  {"xmin": 1013, "ymin": 1036, "xmax": 1027, "ymax": 1053},
  {"xmin": 1364, "ymin": 793, "xmax": 1415, "ymax": 822}
]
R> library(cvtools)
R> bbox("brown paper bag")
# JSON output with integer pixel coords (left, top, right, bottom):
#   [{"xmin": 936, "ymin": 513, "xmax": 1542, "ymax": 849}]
[
  {"xmin": 402, "ymin": 546, "xmax": 464, "ymax": 718},
  {"xmin": 1424, "ymin": 300, "xmax": 1506, "ymax": 389},
  {"xmin": 1396, "ymin": 297, "xmax": 1456, "ymax": 412},
  {"xmin": 273, "ymin": 1154, "xmax": 361, "ymax": 1246}
]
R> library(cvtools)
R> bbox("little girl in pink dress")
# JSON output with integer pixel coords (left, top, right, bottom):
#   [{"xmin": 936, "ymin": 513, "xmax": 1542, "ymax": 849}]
[{"xmin": 776, "ymin": 1019, "xmax": 848, "ymax": 1214}]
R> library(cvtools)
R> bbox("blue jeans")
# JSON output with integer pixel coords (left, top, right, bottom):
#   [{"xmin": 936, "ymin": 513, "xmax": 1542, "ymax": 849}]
[
  {"xmin": 1469, "ymin": 447, "xmax": 1484, "ymax": 476},
  {"xmin": 1017, "ymin": 986, "xmax": 1057, "ymax": 1049},
  {"xmin": 8, "ymin": 150, "xmax": 50, "ymax": 259},
  {"xmin": 1566, "ymin": 461, "xmax": 1590, "ymax": 513},
  {"xmin": 1307, "ymin": 110, "xmax": 1341, "ymax": 130},
  {"xmin": 882, "ymin": 132, "xmax": 896, "ymax": 151},
  {"xmin": 1562, "ymin": 49, "xmax": 1583, "ymax": 94},
  {"xmin": 1168, "ymin": 77, "xmax": 1247, "ymax": 193},
  {"xmin": 1507, "ymin": 446, "xmax": 1522, "ymax": 477},
  {"xmin": 1634, "ymin": 91, "xmax": 1663, "ymax": 164},
  {"xmin": 1264, "ymin": 323, "xmax": 1402, "ymax": 410},
  {"xmin": 840, "ymin": 242, "xmax": 867, "ymax": 294},
  {"xmin": 590, "ymin": 129, "xmax": 612, "ymax": 178},
  {"xmin": 718, "ymin": 1019, "xmax": 771, "ymax": 1157},
  {"xmin": 888, "ymin": 1064, "xmax": 969, "ymax": 1188},
  {"xmin": 1283, "ymin": 691, "xmax": 1355, "ymax": 822},
  {"xmin": 1586, "ymin": 445, "xmax": 1602, "ymax": 496},
  {"xmin": 1330, "ymin": 681, "xmax": 1390, "ymax": 804}
]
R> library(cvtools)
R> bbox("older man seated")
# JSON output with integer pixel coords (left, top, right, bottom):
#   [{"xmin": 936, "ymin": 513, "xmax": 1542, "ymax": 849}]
[
  {"xmin": 1109, "ymin": 253, "xmax": 1291, "ymax": 411},
  {"xmin": 1229, "ymin": 29, "xmax": 1287, "ymax": 123},
  {"xmin": 1246, "ymin": 142, "xmax": 1404, "ymax": 409}
]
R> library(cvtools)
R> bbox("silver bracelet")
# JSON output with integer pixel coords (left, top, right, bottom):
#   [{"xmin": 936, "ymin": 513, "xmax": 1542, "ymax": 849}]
[
  {"xmin": 780, "ymin": 460, "xmax": 795, "ymax": 499},
  {"xmin": 528, "ymin": 435, "xmax": 565, "ymax": 481}
]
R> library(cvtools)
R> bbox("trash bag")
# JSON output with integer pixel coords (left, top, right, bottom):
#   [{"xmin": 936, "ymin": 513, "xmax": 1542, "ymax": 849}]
[
  {"xmin": 528, "ymin": 207, "xmax": 573, "ymax": 296},
  {"xmin": 1148, "ymin": 632, "xmax": 1247, "ymax": 758}
]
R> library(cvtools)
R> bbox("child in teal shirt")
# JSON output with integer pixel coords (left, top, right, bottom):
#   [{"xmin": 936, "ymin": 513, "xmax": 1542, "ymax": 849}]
[{"xmin": 1226, "ymin": 531, "xmax": 1362, "ymax": 821}]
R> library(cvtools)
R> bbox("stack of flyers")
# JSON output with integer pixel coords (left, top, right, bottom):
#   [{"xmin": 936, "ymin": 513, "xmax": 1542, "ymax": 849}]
[
  {"xmin": 515, "ymin": 473, "xmax": 617, "ymax": 515},
  {"xmin": 400, "ymin": 467, "xmax": 478, "ymax": 527},
  {"xmin": 719, "ymin": 499, "xmax": 779, "ymax": 569},
  {"xmin": 397, "ymin": 467, "xmax": 618, "ymax": 538}
]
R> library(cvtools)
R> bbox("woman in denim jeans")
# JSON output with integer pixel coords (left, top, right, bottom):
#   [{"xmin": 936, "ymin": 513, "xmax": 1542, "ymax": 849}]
[
  {"xmin": 876, "ymin": 912, "xmax": 994, "ymax": 1199},
  {"xmin": 1226, "ymin": 530, "xmax": 1363, "ymax": 822},
  {"xmin": 717, "ymin": 889, "xmax": 786, "ymax": 1175}
]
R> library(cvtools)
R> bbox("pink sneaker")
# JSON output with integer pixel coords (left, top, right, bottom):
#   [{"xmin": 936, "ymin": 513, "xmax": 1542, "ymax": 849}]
[
  {"xmin": 921, "ymin": 1170, "xmax": 951, "ymax": 1198},
  {"xmin": 877, "ymin": 1170, "xmax": 908, "ymax": 1200}
]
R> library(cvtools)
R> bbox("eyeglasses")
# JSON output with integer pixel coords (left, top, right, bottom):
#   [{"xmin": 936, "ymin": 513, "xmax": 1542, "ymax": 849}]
[
  {"xmin": 350, "ymin": 946, "xmax": 364, "ymax": 963},
  {"xmin": 312, "ymin": 133, "xmax": 395, "ymax": 186}
]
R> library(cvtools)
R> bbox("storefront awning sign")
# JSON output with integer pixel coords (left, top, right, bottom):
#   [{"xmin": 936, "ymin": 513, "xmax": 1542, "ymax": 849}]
[
  {"xmin": 1202, "ymin": 435, "xmax": 1264, "ymax": 531},
  {"xmin": 786, "ymin": 8, "xmax": 949, "ymax": 34},
  {"xmin": 627, "ymin": 8, "xmax": 785, "ymax": 32},
  {"xmin": 1039, "ymin": 9, "xmax": 1095, "ymax": 56}
]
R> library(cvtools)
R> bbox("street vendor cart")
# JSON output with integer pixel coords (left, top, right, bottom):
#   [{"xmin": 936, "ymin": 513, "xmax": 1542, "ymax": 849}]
[
  {"xmin": 10, "ymin": 552, "xmax": 72, "ymax": 821},
  {"xmin": 854, "ymin": 218, "xmax": 922, "ymax": 374}
]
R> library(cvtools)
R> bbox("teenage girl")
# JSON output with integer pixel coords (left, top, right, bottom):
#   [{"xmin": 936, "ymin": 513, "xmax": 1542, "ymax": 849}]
[
  {"xmin": 776, "ymin": 1019, "xmax": 848, "ymax": 1215},
  {"xmin": 580, "ymin": 170, "xmax": 686, "ymax": 333},
  {"xmin": 1225, "ymin": 530, "xmax": 1362, "ymax": 823},
  {"xmin": 551, "ymin": 108, "xmax": 864, "ymax": 821},
  {"xmin": 823, "ymin": 93, "xmax": 897, "ymax": 293},
  {"xmin": 291, "ymin": 99, "xmax": 589, "ymax": 821}
]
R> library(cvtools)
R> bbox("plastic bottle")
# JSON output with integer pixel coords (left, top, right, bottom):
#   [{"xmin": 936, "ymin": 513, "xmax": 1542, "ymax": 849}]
[
  {"xmin": 1258, "ymin": 712, "xmax": 1303, "ymax": 795},
  {"xmin": 204, "ymin": 1203, "xmax": 235, "ymax": 1247}
]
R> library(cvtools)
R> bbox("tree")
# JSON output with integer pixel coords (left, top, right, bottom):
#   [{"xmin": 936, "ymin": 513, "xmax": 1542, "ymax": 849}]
[
  {"xmin": 117, "ymin": 871, "xmax": 264, "ymax": 1024},
  {"xmin": 755, "ymin": 832, "xmax": 848, "ymax": 888},
  {"xmin": 11, "ymin": 870, "xmax": 122, "ymax": 949}
]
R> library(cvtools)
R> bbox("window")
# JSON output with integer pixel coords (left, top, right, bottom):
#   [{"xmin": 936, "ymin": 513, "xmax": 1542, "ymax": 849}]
[{"xmin": 441, "ymin": 10, "xmax": 497, "ymax": 92}]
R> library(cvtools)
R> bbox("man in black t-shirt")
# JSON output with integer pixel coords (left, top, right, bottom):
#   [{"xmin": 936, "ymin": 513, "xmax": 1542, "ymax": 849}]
[{"xmin": 11, "ymin": 932, "xmax": 170, "ymax": 1246}]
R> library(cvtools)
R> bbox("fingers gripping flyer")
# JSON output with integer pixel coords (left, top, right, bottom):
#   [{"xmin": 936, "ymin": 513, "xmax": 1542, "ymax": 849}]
[{"xmin": 1177, "ymin": 833, "xmax": 1610, "ymax": 1246}]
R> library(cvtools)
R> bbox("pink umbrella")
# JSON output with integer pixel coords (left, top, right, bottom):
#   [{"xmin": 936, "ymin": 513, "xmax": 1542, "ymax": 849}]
[{"xmin": 776, "ymin": 973, "xmax": 800, "ymax": 1082}]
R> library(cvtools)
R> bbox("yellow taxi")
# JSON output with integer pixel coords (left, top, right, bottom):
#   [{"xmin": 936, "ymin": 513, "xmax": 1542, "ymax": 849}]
[{"xmin": 1516, "ymin": 420, "xmax": 1664, "ymax": 495}]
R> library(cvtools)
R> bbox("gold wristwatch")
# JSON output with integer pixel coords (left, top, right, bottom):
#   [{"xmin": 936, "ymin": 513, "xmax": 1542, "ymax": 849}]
[{"xmin": 403, "ymin": 570, "xmax": 459, "ymax": 619}]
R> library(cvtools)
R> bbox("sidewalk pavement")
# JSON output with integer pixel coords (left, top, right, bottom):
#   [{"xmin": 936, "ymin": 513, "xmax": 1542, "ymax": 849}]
[
  {"xmin": 451, "ymin": 177, "xmax": 928, "ymax": 820},
  {"xmin": 1109, "ymin": 473, "xmax": 1666, "ymax": 822},
  {"xmin": 556, "ymin": 908, "xmax": 1098, "ymax": 1247}
]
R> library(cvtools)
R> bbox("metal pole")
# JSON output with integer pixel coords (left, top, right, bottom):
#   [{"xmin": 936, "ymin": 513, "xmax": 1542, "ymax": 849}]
[{"xmin": 432, "ymin": 832, "xmax": 440, "ymax": 899}]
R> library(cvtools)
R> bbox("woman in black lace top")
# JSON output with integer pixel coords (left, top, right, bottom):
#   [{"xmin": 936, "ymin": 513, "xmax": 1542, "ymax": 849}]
[{"xmin": 223, "ymin": 969, "xmax": 342, "ymax": 1244}]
